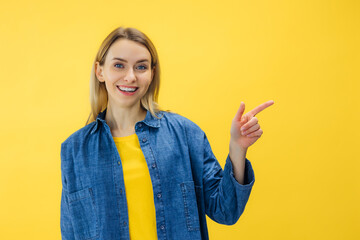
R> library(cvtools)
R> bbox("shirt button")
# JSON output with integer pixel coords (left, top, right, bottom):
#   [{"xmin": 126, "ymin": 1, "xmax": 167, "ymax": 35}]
[
  {"xmin": 138, "ymin": 123, "xmax": 142, "ymax": 128},
  {"xmin": 157, "ymin": 193, "xmax": 162, "ymax": 198},
  {"xmin": 142, "ymin": 138, "xmax": 147, "ymax": 143},
  {"xmin": 120, "ymin": 189, "xmax": 123, "ymax": 194},
  {"xmin": 118, "ymin": 161, "xmax": 120, "ymax": 165},
  {"xmin": 123, "ymin": 221, "xmax": 127, "ymax": 226},
  {"xmin": 160, "ymin": 225, "xmax": 165, "ymax": 230},
  {"xmin": 152, "ymin": 163, "xmax": 156, "ymax": 168}
]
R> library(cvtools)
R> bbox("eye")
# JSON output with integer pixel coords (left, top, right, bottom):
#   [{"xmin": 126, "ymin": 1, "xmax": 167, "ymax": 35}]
[
  {"xmin": 137, "ymin": 65, "xmax": 148, "ymax": 70},
  {"xmin": 114, "ymin": 63, "xmax": 124, "ymax": 68}
]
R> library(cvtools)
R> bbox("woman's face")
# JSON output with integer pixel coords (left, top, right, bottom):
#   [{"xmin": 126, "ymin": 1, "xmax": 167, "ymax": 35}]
[{"xmin": 95, "ymin": 39, "xmax": 154, "ymax": 110}]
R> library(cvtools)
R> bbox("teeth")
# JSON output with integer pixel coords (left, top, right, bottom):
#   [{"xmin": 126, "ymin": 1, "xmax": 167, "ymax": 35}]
[{"xmin": 118, "ymin": 86, "xmax": 137, "ymax": 92}]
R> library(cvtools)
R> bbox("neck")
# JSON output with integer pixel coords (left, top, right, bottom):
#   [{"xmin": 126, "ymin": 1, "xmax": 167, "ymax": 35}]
[{"xmin": 105, "ymin": 103, "xmax": 147, "ymax": 137}]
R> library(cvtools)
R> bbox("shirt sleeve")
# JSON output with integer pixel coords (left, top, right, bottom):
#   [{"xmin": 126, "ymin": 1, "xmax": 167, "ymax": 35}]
[
  {"xmin": 201, "ymin": 133, "xmax": 255, "ymax": 225},
  {"xmin": 60, "ymin": 142, "xmax": 76, "ymax": 240}
]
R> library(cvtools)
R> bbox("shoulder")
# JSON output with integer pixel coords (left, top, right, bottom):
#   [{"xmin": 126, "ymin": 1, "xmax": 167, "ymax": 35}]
[
  {"xmin": 61, "ymin": 121, "xmax": 97, "ymax": 150},
  {"xmin": 60, "ymin": 121, "xmax": 97, "ymax": 171},
  {"xmin": 159, "ymin": 111, "xmax": 205, "ymax": 136}
]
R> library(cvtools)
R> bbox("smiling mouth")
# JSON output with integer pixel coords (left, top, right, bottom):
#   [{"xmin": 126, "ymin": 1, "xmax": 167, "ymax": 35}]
[{"xmin": 117, "ymin": 86, "xmax": 139, "ymax": 93}]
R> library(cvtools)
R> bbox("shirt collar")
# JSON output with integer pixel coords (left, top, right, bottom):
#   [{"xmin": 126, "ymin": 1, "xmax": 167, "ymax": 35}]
[{"xmin": 91, "ymin": 107, "xmax": 162, "ymax": 134}]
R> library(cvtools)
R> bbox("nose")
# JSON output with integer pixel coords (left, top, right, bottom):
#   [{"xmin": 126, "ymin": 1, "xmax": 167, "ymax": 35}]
[{"xmin": 124, "ymin": 67, "xmax": 136, "ymax": 82}]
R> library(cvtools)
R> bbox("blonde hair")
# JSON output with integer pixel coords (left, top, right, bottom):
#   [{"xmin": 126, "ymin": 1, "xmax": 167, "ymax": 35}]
[{"xmin": 86, "ymin": 26, "xmax": 171, "ymax": 125}]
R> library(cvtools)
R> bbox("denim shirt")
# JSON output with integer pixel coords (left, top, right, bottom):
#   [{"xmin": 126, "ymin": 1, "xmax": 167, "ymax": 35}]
[{"xmin": 60, "ymin": 108, "xmax": 255, "ymax": 240}]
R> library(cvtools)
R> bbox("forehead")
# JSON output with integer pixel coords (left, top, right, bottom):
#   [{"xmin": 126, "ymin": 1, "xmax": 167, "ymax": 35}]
[{"xmin": 106, "ymin": 39, "xmax": 151, "ymax": 62}]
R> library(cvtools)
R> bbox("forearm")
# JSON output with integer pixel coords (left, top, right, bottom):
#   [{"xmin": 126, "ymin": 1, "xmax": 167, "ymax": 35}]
[{"xmin": 229, "ymin": 138, "xmax": 247, "ymax": 185}]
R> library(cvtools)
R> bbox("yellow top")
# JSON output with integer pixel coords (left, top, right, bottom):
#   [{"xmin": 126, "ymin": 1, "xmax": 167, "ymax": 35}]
[{"xmin": 113, "ymin": 133, "xmax": 158, "ymax": 239}]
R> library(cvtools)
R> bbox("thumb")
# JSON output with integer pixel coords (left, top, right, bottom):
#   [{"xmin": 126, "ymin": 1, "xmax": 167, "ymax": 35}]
[{"xmin": 234, "ymin": 102, "xmax": 245, "ymax": 121}]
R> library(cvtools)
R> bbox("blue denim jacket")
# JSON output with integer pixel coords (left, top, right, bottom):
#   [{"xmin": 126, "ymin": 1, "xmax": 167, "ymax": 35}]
[{"xmin": 60, "ymin": 108, "xmax": 255, "ymax": 240}]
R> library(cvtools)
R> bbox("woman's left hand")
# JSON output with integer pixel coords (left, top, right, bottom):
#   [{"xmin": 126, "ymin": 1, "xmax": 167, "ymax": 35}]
[{"xmin": 230, "ymin": 100, "xmax": 274, "ymax": 150}]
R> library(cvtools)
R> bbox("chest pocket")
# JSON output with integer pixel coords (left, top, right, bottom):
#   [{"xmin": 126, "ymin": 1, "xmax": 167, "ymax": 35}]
[
  {"xmin": 67, "ymin": 187, "xmax": 99, "ymax": 240},
  {"xmin": 180, "ymin": 181, "xmax": 201, "ymax": 231}
]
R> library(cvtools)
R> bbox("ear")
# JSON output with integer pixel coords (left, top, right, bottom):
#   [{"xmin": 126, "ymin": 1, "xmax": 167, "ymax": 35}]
[{"xmin": 95, "ymin": 61, "xmax": 105, "ymax": 82}]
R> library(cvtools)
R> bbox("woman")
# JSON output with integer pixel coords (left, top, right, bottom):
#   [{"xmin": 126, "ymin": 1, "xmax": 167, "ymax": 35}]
[{"xmin": 60, "ymin": 26, "xmax": 274, "ymax": 240}]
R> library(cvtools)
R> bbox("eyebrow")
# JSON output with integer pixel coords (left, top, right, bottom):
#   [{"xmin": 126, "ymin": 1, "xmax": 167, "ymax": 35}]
[{"xmin": 112, "ymin": 57, "xmax": 149, "ymax": 63}]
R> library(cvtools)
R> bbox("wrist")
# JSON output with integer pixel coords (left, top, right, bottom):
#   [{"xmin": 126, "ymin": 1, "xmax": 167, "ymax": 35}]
[{"xmin": 229, "ymin": 137, "xmax": 248, "ymax": 153}]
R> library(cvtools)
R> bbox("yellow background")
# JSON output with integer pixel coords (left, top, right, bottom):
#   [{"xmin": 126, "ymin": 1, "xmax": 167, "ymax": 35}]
[{"xmin": 0, "ymin": 0, "xmax": 359, "ymax": 239}]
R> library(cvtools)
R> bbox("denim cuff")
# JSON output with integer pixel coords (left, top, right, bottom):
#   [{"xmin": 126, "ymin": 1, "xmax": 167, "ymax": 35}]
[{"xmin": 224, "ymin": 154, "xmax": 255, "ymax": 189}]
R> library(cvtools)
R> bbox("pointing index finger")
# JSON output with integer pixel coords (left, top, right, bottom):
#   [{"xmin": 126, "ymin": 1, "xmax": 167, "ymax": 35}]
[{"xmin": 248, "ymin": 100, "xmax": 274, "ymax": 117}]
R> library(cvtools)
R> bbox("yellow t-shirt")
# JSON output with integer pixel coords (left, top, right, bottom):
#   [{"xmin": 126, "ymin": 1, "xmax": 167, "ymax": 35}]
[{"xmin": 113, "ymin": 133, "xmax": 158, "ymax": 239}]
